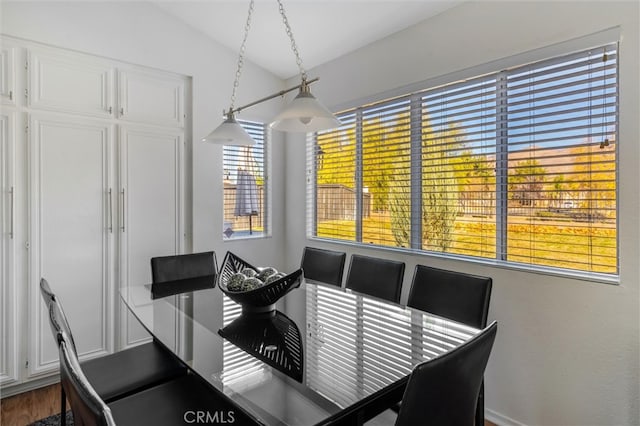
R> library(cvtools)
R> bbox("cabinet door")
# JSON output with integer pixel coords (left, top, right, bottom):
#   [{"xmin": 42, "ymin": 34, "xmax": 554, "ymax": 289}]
[
  {"xmin": 0, "ymin": 112, "xmax": 18, "ymax": 385},
  {"xmin": 1, "ymin": 43, "xmax": 16, "ymax": 106},
  {"xmin": 117, "ymin": 68, "xmax": 184, "ymax": 127},
  {"xmin": 28, "ymin": 47, "xmax": 114, "ymax": 118},
  {"xmin": 118, "ymin": 125, "xmax": 184, "ymax": 348},
  {"xmin": 28, "ymin": 113, "xmax": 114, "ymax": 377}
]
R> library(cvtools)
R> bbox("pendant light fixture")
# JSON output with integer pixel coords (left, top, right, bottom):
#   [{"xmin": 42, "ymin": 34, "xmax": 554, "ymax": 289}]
[
  {"xmin": 202, "ymin": 0, "xmax": 256, "ymax": 146},
  {"xmin": 202, "ymin": 0, "xmax": 340, "ymax": 146}
]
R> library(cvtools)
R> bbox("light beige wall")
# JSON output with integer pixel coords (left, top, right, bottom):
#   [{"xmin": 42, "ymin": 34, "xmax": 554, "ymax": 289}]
[{"xmin": 284, "ymin": 2, "xmax": 639, "ymax": 425}]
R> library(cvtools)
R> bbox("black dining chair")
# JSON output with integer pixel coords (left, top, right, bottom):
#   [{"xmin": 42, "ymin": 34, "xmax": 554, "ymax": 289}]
[
  {"xmin": 406, "ymin": 265, "xmax": 493, "ymax": 425},
  {"xmin": 394, "ymin": 321, "xmax": 498, "ymax": 426},
  {"xmin": 344, "ymin": 254, "xmax": 405, "ymax": 304},
  {"xmin": 300, "ymin": 246, "xmax": 346, "ymax": 287},
  {"xmin": 150, "ymin": 251, "xmax": 218, "ymax": 298},
  {"xmin": 150, "ymin": 251, "xmax": 217, "ymax": 283},
  {"xmin": 40, "ymin": 278, "xmax": 186, "ymax": 425},
  {"xmin": 55, "ymin": 328, "xmax": 256, "ymax": 426}
]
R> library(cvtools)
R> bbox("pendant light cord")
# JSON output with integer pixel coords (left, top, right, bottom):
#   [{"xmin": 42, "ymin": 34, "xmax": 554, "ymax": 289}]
[
  {"xmin": 229, "ymin": 0, "xmax": 255, "ymax": 113},
  {"xmin": 277, "ymin": 0, "xmax": 308, "ymax": 82}
]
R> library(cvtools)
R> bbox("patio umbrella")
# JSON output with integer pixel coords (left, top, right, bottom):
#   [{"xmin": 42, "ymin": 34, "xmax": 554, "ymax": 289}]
[{"xmin": 234, "ymin": 168, "xmax": 259, "ymax": 234}]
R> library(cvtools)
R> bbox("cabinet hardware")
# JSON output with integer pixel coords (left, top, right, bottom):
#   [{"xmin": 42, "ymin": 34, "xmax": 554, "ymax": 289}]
[
  {"xmin": 120, "ymin": 107, "xmax": 124, "ymax": 116},
  {"xmin": 108, "ymin": 188, "xmax": 113, "ymax": 233},
  {"xmin": 9, "ymin": 187, "xmax": 14, "ymax": 239},
  {"xmin": 24, "ymin": 88, "xmax": 28, "ymax": 99},
  {"xmin": 120, "ymin": 188, "xmax": 125, "ymax": 232},
  {"xmin": 9, "ymin": 91, "xmax": 12, "ymax": 101},
  {"xmin": 108, "ymin": 106, "xmax": 113, "ymax": 114}
]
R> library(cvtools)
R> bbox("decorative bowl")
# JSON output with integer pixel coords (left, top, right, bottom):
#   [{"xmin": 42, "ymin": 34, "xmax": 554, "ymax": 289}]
[{"xmin": 218, "ymin": 251, "xmax": 303, "ymax": 313}]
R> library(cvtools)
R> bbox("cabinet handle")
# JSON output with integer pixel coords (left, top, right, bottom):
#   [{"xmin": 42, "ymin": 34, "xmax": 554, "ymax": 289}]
[
  {"xmin": 108, "ymin": 188, "xmax": 113, "ymax": 233},
  {"xmin": 9, "ymin": 187, "xmax": 14, "ymax": 239},
  {"xmin": 9, "ymin": 91, "xmax": 13, "ymax": 101},
  {"xmin": 120, "ymin": 188, "xmax": 125, "ymax": 232},
  {"xmin": 120, "ymin": 107, "xmax": 124, "ymax": 116},
  {"xmin": 108, "ymin": 106, "xmax": 113, "ymax": 114}
]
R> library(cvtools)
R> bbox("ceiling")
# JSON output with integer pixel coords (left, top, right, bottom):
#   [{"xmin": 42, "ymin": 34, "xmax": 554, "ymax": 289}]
[{"xmin": 154, "ymin": 0, "xmax": 461, "ymax": 80}]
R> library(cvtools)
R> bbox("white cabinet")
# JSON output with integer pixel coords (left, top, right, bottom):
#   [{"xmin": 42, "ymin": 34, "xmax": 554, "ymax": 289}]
[
  {"xmin": 1, "ymin": 111, "xmax": 18, "ymax": 386},
  {"xmin": 118, "ymin": 125, "xmax": 184, "ymax": 347},
  {"xmin": 28, "ymin": 47, "xmax": 114, "ymax": 119},
  {"xmin": 1, "ymin": 43, "xmax": 17, "ymax": 105},
  {"xmin": 0, "ymin": 36, "xmax": 190, "ymax": 393},
  {"xmin": 118, "ymin": 68, "xmax": 184, "ymax": 127},
  {"xmin": 27, "ymin": 113, "xmax": 115, "ymax": 377}
]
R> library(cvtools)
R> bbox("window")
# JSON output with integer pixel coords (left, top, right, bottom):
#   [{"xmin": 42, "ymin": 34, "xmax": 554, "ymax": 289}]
[
  {"xmin": 308, "ymin": 43, "xmax": 618, "ymax": 277},
  {"xmin": 223, "ymin": 120, "xmax": 270, "ymax": 239}
]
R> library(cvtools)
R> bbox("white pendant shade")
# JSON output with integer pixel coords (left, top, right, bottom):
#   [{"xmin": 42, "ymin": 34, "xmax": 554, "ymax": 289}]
[
  {"xmin": 270, "ymin": 90, "xmax": 341, "ymax": 133},
  {"xmin": 202, "ymin": 114, "xmax": 256, "ymax": 146}
]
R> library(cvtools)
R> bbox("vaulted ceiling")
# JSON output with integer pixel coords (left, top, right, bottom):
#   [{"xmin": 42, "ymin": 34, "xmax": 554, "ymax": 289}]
[{"xmin": 154, "ymin": 1, "xmax": 461, "ymax": 79}]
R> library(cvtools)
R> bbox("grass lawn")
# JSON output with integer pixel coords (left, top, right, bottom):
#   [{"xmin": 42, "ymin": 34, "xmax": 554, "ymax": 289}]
[{"xmin": 317, "ymin": 213, "xmax": 617, "ymax": 274}]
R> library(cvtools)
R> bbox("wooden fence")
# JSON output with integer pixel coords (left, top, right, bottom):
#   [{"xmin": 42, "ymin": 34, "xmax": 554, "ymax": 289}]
[{"xmin": 317, "ymin": 184, "xmax": 370, "ymax": 222}]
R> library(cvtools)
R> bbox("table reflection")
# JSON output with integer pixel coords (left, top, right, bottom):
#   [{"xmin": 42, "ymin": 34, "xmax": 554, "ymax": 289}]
[{"xmin": 218, "ymin": 311, "xmax": 303, "ymax": 382}]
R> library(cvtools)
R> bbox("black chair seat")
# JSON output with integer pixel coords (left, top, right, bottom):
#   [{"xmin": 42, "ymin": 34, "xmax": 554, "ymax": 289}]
[
  {"xmin": 151, "ymin": 251, "xmax": 217, "ymax": 284},
  {"xmin": 394, "ymin": 322, "xmax": 498, "ymax": 426},
  {"xmin": 40, "ymin": 277, "xmax": 188, "ymax": 426},
  {"xmin": 301, "ymin": 247, "xmax": 346, "ymax": 287},
  {"xmin": 109, "ymin": 374, "xmax": 256, "ymax": 425},
  {"xmin": 407, "ymin": 265, "xmax": 492, "ymax": 329},
  {"xmin": 405, "ymin": 265, "xmax": 493, "ymax": 425},
  {"xmin": 345, "ymin": 254, "xmax": 405, "ymax": 303},
  {"xmin": 56, "ymin": 330, "xmax": 257, "ymax": 426},
  {"xmin": 82, "ymin": 341, "xmax": 185, "ymax": 402}
]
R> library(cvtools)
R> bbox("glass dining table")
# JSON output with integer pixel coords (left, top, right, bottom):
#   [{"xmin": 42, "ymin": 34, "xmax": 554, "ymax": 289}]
[{"xmin": 120, "ymin": 276, "xmax": 481, "ymax": 426}]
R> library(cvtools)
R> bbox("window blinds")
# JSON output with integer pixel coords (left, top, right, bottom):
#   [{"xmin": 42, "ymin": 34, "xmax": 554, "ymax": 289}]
[
  {"xmin": 223, "ymin": 120, "xmax": 269, "ymax": 239},
  {"xmin": 309, "ymin": 42, "xmax": 618, "ymax": 276},
  {"xmin": 504, "ymin": 44, "xmax": 617, "ymax": 273}
]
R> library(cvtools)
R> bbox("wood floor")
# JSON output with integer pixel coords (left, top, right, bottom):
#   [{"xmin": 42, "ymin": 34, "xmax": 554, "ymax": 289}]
[
  {"xmin": 1, "ymin": 383, "xmax": 498, "ymax": 425},
  {"xmin": 1, "ymin": 383, "xmax": 62, "ymax": 426}
]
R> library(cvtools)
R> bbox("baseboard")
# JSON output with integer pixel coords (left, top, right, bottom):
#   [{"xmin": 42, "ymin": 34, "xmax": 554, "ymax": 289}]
[
  {"xmin": 486, "ymin": 407, "xmax": 527, "ymax": 426},
  {"xmin": 0, "ymin": 375, "xmax": 59, "ymax": 399}
]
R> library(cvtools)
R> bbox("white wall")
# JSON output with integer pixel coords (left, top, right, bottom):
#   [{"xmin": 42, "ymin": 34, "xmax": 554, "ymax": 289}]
[
  {"xmin": 3, "ymin": 1, "xmax": 639, "ymax": 424},
  {"xmin": 0, "ymin": 1, "xmax": 287, "ymax": 268},
  {"xmin": 284, "ymin": 2, "xmax": 639, "ymax": 425}
]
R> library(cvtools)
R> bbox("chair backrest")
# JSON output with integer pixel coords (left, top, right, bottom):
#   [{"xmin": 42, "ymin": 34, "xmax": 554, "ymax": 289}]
[
  {"xmin": 300, "ymin": 247, "xmax": 346, "ymax": 287},
  {"xmin": 395, "ymin": 321, "xmax": 498, "ymax": 426},
  {"xmin": 344, "ymin": 254, "xmax": 405, "ymax": 304},
  {"xmin": 41, "ymin": 278, "xmax": 79, "ymax": 356},
  {"xmin": 408, "ymin": 265, "xmax": 492, "ymax": 328},
  {"xmin": 150, "ymin": 251, "xmax": 217, "ymax": 283},
  {"xmin": 57, "ymin": 331, "xmax": 116, "ymax": 426},
  {"xmin": 39, "ymin": 278, "xmax": 55, "ymax": 306}
]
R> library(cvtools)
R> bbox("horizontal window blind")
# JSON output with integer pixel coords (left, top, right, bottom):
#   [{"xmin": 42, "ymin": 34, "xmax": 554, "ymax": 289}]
[
  {"xmin": 421, "ymin": 76, "xmax": 497, "ymax": 256},
  {"xmin": 505, "ymin": 44, "xmax": 617, "ymax": 274},
  {"xmin": 309, "ymin": 42, "xmax": 618, "ymax": 277},
  {"xmin": 311, "ymin": 113, "xmax": 357, "ymax": 242},
  {"xmin": 361, "ymin": 99, "xmax": 412, "ymax": 247},
  {"xmin": 223, "ymin": 120, "xmax": 269, "ymax": 239}
]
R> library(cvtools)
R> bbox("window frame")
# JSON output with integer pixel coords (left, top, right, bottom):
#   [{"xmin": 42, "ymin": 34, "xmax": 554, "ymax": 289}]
[{"xmin": 307, "ymin": 41, "xmax": 620, "ymax": 284}]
